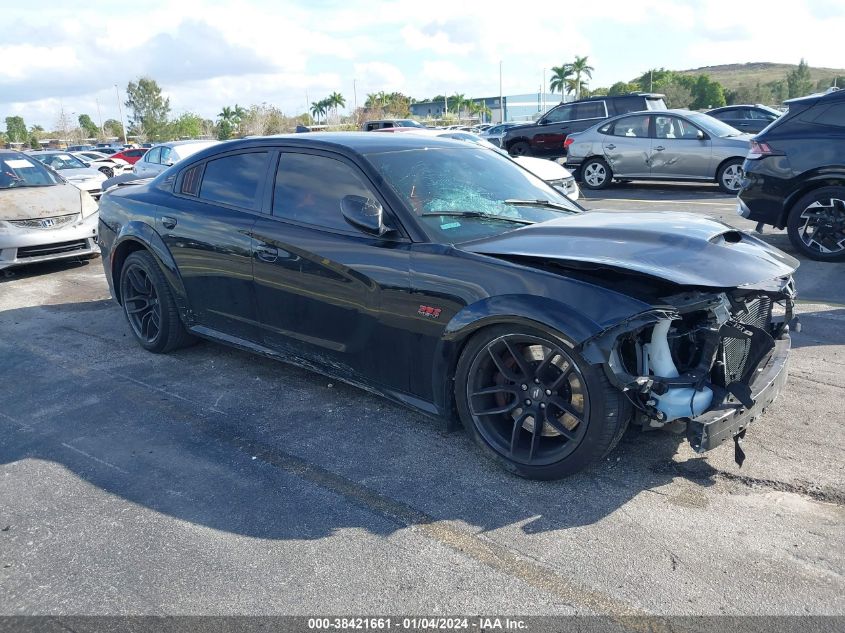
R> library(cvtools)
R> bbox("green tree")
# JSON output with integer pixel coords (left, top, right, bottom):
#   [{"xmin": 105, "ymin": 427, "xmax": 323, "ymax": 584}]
[
  {"xmin": 103, "ymin": 119, "xmax": 124, "ymax": 138},
  {"xmin": 549, "ymin": 65, "xmax": 572, "ymax": 101},
  {"xmin": 449, "ymin": 93, "xmax": 467, "ymax": 118},
  {"xmin": 569, "ymin": 55, "xmax": 594, "ymax": 99},
  {"xmin": 787, "ymin": 59, "xmax": 814, "ymax": 98},
  {"xmin": 125, "ymin": 76, "xmax": 171, "ymax": 141},
  {"xmin": 217, "ymin": 119, "xmax": 233, "ymax": 140},
  {"xmin": 310, "ymin": 101, "xmax": 327, "ymax": 124},
  {"xmin": 29, "ymin": 135, "xmax": 41, "ymax": 150},
  {"xmin": 689, "ymin": 75, "xmax": 726, "ymax": 109},
  {"xmin": 608, "ymin": 81, "xmax": 639, "ymax": 96},
  {"xmin": 169, "ymin": 112, "xmax": 204, "ymax": 139},
  {"xmin": 78, "ymin": 114, "xmax": 100, "ymax": 139},
  {"xmin": 4, "ymin": 116, "xmax": 27, "ymax": 143},
  {"xmin": 589, "ymin": 87, "xmax": 608, "ymax": 97},
  {"xmin": 633, "ymin": 68, "xmax": 675, "ymax": 92},
  {"xmin": 768, "ymin": 80, "xmax": 788, "ymax": 104},
  {"xmin": 327, "ymin": 91, "xmax": 346, "ymax": 120},
  {"xmin": 662, "ymin": 81, "xmax": 693, "ymax": 108}
]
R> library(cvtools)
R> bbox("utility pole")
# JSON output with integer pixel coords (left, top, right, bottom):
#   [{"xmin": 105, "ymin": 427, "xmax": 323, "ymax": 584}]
[
  {"xmin": 353, "ymin": 78, "xmax": 358, "ymax": 112},
  {"xmin": 114, "ymin": 84, "xmax": 127, "ymax": 145},
  {"xmin": 542, "ymin": 68, "xmax": 546, "ymax": 112},
  {"xmin": 499, "ymin": 60, "xmax": 503, "ymax": 123},
  {"xmin": 650, "ymin": 70, "xmax": 653, "ymax": 92},
  {"xmin": 95, "ymin": 97, "xmax": 104, "ymax": 137}
]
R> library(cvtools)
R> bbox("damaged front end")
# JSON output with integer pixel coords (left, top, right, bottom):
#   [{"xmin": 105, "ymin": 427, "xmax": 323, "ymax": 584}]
[{"xmin": 583, "ymin": 275, "xmax": 797, "ymax": 464}]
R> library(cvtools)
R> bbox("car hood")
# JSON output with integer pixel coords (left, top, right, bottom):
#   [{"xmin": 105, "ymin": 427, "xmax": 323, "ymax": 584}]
[
  {"xmin": 462, "ymin": 210, "xmax": 798, "ymax": 288},
  {"xmin": 58, "ymin": 167, "xmax": 106, "ymax": 181},
  {"xmin": 513, "ymin": 156, "xmax": 572, "ymax": 180},
  {"xmin": 0, "ymin": 184, "xmax": 82, "ymax": 220}
]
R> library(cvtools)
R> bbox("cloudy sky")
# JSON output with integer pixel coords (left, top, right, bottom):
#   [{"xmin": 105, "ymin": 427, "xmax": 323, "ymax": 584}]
[{"xmin": 2, "ymin": 0, "xmax": 843, "ymax": 130}]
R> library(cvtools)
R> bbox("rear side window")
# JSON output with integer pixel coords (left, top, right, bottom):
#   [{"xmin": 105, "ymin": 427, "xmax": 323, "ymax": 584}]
[
  {"xmin": 614, "ymin": 96, "xmax": 646, "ymax": 114},
  {"xmin": 199, "ymin": 152, "xmax": 268, "ymax": 210},
  {"xmin": 273, "ymin": 153, "xmax": 376, "ymax": 232},
  {"xmin": 575, "ymin": 101, "xmax": 607, "ymax": 120},
  {"xmin": 609, "ymin": 115, "xmax": 650, "ymax": 137},
  {"xmin": 645, "ymin": 97, "xmax": 667, "ymax": 110},
  {"xmin": 810, "ymin": 103, "xmax": 845, "ymax": 127}
]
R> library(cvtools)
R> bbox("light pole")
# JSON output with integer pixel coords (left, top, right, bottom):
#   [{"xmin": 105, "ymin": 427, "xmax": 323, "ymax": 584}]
[
  {"xmin": 499, "ymin": 60, "xmax": 503, "ymax": 123},
  {"xmin": 114, "ymin": 83, "xmax": 128, "ymax": 146}
]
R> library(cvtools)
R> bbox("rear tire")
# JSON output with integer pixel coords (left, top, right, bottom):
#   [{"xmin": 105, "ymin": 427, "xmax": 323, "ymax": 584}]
[
  {"xmin": 786, "ymin": 186, "xmax": 845, "ymax": 261},
  {"xmin": 508, "ymin": 141, "xmax": 530, "ymax": 156},
  {"xmin": 454, "ymin": 325, "xmax": 630, "ymax": 480},
  {"xmin": 119, "ymin": 250, "xmax": 195, "ymax": 353},
  {"xmin": 716, "ymin": 158, "xmax": 743, "ymax": 194},
  {"xmin": 98, "ymin": 166, "xmax": 114, "ymax": 178},
  {"xmin": 580, "ymin": 157, "xmax": 612, "ymax": 190}
]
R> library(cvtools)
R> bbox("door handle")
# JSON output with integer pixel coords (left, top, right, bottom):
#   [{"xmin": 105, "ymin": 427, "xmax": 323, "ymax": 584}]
[
  {"xmin": 606, "ymin": 144, "xmax": 616, "ymax": 150},
  {"xmin": 161, "ymin": 216, "xmax": 177, "ymax": 229},
  {"xmin": 256, "ymin": 244, "xmax": 278, "ymax": 263},
  {"xmin": 654, "ymin": 146, "xmax": 665, "ymax": 151}
]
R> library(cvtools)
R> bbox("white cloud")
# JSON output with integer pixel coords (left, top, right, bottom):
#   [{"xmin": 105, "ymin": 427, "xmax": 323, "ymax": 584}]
[{"xmin": 353, "ymin": 62, "xmax": 406, "ymax": 94}]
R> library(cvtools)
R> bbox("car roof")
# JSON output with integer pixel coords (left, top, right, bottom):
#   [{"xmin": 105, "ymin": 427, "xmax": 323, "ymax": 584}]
[
  {"xmin": 785, "ymin": 86, "xmax": 843, "ymax": 105},
  {"xmin": 565, "ymin": 92, "xmax": 665, "ymax": 104},
  {"xmin": 214, "ymin": 132, "xmax": 472, "ymax": 155},
  {"xmin": 151, "ymin": 140, "xmax": 218, "ymax": 149}
]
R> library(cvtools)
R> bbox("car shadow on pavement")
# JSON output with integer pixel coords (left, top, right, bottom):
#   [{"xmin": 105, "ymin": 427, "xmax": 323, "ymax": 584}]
[
  {"xmin": 0, "ymin": 299, "xmax": 738, "ymax": 543},
  {"xmin": 0, "ymin": 257, "xmax": 98, "ymax": 283}
]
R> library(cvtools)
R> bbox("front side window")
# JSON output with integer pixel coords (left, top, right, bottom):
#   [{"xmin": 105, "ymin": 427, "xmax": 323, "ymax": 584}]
[
  {"xmin": 198, "ymin": 152, "xmax": 268, "ymax": 210},
  {"xmin": 146, "ymin": 147, "xmax": 161, "ymax": 164},
  {"xmin": 609, "ymin": 115, "xmax": 651, "ymax": 137},
  {"xmin": 160, "ymin": 147, "xmax": 172, "ymax": 164},
  {"xmin": 366, "ymin": 146, "xmax": 579, "ymax": 243},
  {"xmin": 544, "ymin": 105, "xmax": 576, "ymax": 123},
  {"xmin": 655, "ymin": 116, "xmax": 701, "ymax": 139},
  {"xmin": 273, "ymin": 153, "xmax": 377, "ymax": 232}
]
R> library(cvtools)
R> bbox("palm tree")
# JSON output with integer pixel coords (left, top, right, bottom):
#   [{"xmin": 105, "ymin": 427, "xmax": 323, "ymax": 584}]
[
  {"xmin": 310, "ymin": 101, "xmax": 327, "ymax": 124},
  {"xmin": 549, "ymin": 65, "xmax": 573, "ymax": 102},
  {"xmin": 468, "ymin": 101, "xmax": 492, "ymax": 124},
  {"xmin": 218, "ymin": 106, "xmax": 234, "ymax": 123},
  {"xmin": 450, "ymin": 93, "xmax": 467, "ymax": 119},
  {"xmin": 569, "ymin": 55, "xmax": 594, "ymax": 100},
  {"xmin": 328, "ymin": 91, "xmax": 346, "ymax": 121}
]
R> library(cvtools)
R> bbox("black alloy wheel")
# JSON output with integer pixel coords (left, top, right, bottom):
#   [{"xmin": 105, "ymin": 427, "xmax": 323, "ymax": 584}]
[
  {"xmin": 119, "ymin": 250, "xmax": 195, "ymax": 353},
  {"xmin": 787, "ymin": 187, "xmax": 845, "ymax": 262},
  {"xmin": 455, "ymin": 326, "xmax": 629, "ymax": 479},
  {"xmin": 99, "ymin": 166, "xmax": 114, "ymax": 178}
]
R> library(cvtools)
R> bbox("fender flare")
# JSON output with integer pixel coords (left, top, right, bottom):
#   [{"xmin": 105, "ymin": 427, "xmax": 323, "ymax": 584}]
[
  {"xmin": 430, "ymin": 294, "xmax": 603, "ymax": 419},
  {"xmin": 111, "ymin": 221, "xmax": 191, "ymax": 320}
]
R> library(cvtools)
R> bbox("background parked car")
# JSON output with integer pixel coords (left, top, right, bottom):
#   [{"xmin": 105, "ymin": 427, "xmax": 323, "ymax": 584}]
[
  {"xmin": 502, "ymin": 93, "xmax": 667, "ymax": 157},
  {"xmin": 480, "ymin": 121, "xmax": 532, "ymax": 148},
  {"xmin": 738, "ymin": 87, "xmax": 845, "ymax": 261},
  {"xmin": 132, "ymin": 140, "xmax": 220, "ymax": 178},
  {"xmin": 564, "ymin": 109, "xmax": 751, "ymax": 193},
  {"xmin": 706, "ymin": 104, "xmax": 782, "ymax": 134},
  {"xmin": 110, "ymin": 148, "xmax": 148, "ymax": 164},
  {"xmin": 72, "ymin": 151, "xmax": 130, "ymax": 178},
  {"xmin": 30, "ymin": 151, "xmax": 107, "ymax": 198},
  {"xmin": 362, "ymin": 119, "xmax": 426, "ymax": 131},
  {"xmin": 0, "ymin": 149, "xmax": 99, "ymax": 270}
]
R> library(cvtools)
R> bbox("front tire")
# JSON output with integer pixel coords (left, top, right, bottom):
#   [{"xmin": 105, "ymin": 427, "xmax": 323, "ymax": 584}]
[
  {"xmin": 98, "ymin": 166, "xmax": 115, "ymax": 178},
  {"xmin": 119, "ymin": 250, "xmax": 195, "ymax": 353},
  {"xmin": 786, "ymin": 187, "xmax": 845, "ymax": 261},
  {"xmin": 716, "ymin": 158, "xmax": 743, "ymax": 194},
  {"xmin": 455, "ymin": 325, "xmax": 630, "ymax": 480},
  {"xmin": 580, "ymin": 158, "xmax": 612, "ymax": 190}
]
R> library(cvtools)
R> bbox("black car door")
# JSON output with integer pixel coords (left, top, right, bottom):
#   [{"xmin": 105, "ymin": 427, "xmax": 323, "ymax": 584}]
[
  {"xmin": 251, "ymin": 149, "xmax": 412, "ymax": 392},
  {"xmin": 158, "ymin": 149, "xmax": 272, "ymax": 341}
]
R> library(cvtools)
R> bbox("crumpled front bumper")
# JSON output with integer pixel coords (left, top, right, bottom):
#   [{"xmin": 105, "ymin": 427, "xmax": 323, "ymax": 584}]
[{"xmin": 687, "ymin": 335, "xmax": 790, "ymax": 452}]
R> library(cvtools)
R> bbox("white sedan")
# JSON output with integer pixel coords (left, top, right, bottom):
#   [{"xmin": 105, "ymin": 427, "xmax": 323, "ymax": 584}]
[{"xmin": 73, "ymin": 151, "xmax": 131, "ymax": 178}]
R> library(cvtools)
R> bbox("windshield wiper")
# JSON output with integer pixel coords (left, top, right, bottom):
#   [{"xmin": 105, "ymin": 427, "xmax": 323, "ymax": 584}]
[
  {"xmin": 423, "ymin": 211, "xmax": 535, "ymax": 225},
  {"xmin": 503, "ymin": 199, "xmax": 574, "ymax": 212}
]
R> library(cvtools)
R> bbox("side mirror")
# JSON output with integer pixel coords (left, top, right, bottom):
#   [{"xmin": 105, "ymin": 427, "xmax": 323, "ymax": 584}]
[
  {"xmin": 697, "ymin": 129, "xmax": 706, "ymax": 140},
  {"xmin": 341, "ymin": 195, "xmax": 391, "ymax": 237},
  {"xmin": 537, "ymin": 118, "xmax": 547, "ymax": 125}
]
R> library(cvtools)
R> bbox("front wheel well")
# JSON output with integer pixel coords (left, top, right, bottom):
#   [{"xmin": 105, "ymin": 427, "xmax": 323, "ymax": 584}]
[{"xmin": 111, "ymin": 239, "xmax": 148, "ymax": 304}]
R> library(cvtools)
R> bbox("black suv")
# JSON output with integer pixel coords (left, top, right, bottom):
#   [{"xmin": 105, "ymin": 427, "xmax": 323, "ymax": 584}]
[
  {"xmin": 738, "ymin": 88, "xmax": 845, "ymax": 261},
  {"xmin": 706, "ymin": 104, "xmax": 782, "ymax": 134},
  {"xmin": 503, "ymin": 93, "xmax": 666, "ymax": 157}
]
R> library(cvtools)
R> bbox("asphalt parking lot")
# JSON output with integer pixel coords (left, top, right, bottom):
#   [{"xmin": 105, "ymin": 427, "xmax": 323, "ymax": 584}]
[{"xmin": 1, "ymin": 182, "xmax": 843, "ymax": 620}]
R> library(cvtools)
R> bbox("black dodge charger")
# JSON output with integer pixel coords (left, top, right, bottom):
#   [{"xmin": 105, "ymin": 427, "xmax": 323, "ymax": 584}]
[{"xmin": 97, "ymin": 134, "xmax": 799, "ymax": 479}]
